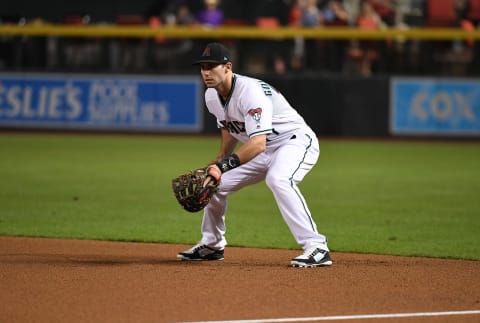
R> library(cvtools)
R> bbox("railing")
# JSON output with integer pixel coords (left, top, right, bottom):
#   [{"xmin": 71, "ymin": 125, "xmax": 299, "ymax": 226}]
[
  {"xmin": 1, "ymin": 24, "xmax": 480, "ymax": 40},
  {"xmin": 1, "ymin": 24, "xmax": 479, "ymax": 76}
]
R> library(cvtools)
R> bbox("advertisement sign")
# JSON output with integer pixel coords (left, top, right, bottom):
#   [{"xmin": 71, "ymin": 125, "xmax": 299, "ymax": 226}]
[
  {"xmin": 0, "ymin": 73, "xmax": 202, "ymax": 132},
  {"xmin": 390, "ymin": 77, "xmax": 480, "ymax": 136}
]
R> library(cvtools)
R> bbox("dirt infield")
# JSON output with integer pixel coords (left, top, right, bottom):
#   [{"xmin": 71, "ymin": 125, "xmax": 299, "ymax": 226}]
[{"xmin": 1, "ymin": 237, "xmax": 479, "ymax": 323}]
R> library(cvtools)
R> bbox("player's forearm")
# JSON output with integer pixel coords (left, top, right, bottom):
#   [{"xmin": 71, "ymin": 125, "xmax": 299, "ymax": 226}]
[
  {"xmin": 234, "ymin": 134, "xmax": 266, "ymax": 164},
  {"xmin": 211, "ymin": 134, "xmax": 266, "ymax": 174}
]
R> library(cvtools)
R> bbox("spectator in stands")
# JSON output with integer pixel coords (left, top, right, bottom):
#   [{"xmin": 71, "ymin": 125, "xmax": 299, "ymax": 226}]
[
  {"xmin": 299, "ymin": 0, "xmax": 325, "ymax": 70},
  {"xmin": 347, "ymin": 0, "xmax": 384, "ymax": 76},
  {"xmin": 176, "ymin": 3, "xmax": 197, "ymax": 25},
  {"xmin": 366, "ymin": 0, "xmax": 395, "ymax": 26},
  {"xmin": 289, "ymin": 0, "xmax": 303, "ymax": 26},
  {"xmin": 321, "ymin": 0, "xmax": 349, "ymax": 25},
  {"xmin": 301, "ymin": 0, "xmax": 323, "ymax": 26},
  {"xmin": 320, "ymin": 0, "xmax": 349, "ymax": 72},
  {"xmin": 446, "ymin": 0, "xmax": 475, "ymax": 75},
  {"xmin": 454, "ymin": 0, "xmax": 470, "ymax": 21},
  {"xmin": 149, "ymin": 2, "xmax": 196, "ymax": 72},
  {"xmin": 289, "ymin": 0, "xmax": 306, "ymax": 71},
  {"xmin": 195, "ymin": 0, "xmax": 224, "ymax": 27},
  {"xmin": 342, "ymin": 0, "xmax": 362, "ymax": 25}
]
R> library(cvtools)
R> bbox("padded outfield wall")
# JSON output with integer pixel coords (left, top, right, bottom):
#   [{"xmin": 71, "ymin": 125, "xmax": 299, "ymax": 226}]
[{"xmin": 1, "ymin": 73, "xmax": 478, "ymax": 137}]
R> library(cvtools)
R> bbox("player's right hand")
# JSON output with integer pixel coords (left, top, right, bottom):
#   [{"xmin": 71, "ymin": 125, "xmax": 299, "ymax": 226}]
[{"xmin": 206, "ymin": 164, "xmax": 222, "ymax": 183}]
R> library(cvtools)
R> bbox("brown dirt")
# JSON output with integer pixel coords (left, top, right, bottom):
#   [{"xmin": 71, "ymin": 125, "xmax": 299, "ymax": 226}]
[{"xmin": 0, "ymin": 236, "xmax": 479, "ymax": 323}]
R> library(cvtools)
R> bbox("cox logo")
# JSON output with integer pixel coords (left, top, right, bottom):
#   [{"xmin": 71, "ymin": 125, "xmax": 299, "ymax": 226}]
[{"xmin": 411, "ymin": 91, "xmax": 476, "ymax": 122}]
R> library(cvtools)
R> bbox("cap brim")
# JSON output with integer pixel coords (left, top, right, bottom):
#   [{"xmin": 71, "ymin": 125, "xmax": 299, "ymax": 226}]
[{"xmin": 192, "ymin": 59, "xmax": 228, "ymax": 65}]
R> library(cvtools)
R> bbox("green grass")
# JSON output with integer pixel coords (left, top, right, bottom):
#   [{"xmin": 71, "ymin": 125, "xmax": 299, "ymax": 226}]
[{"xmin": 0, "ymin": 133, "xmax": 479, "ymax": 260}]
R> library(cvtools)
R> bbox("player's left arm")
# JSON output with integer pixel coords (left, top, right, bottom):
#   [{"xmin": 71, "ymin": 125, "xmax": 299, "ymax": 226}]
[
  {"xmin": 210, "ymin": 118, "xmax": 271, "ymax": 177},
  {"xmin": 207, "ymin": 133, "xmax": 266, "ymax": 182},
  {"xmin": 232, "ymin": 134, "xmax": 266, "ymax": 164}
]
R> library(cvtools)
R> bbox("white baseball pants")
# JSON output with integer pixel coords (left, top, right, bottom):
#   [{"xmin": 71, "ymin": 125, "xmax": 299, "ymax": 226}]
[{"xmin": 200, "ymin": 128, "xmax": 329, "ymax": 251}]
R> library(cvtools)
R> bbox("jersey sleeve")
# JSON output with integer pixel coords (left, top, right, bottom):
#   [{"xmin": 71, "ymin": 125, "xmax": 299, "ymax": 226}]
[{"xmin": 240, "ymin": 81, "xmax": 274, "ymax": 138}]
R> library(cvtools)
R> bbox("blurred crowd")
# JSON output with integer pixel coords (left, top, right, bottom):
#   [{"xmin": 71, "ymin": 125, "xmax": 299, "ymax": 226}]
[
  {"xmin": 142, "ymin": 0, "xmax": 480, "ymax": 76},
  {"xmin": 1, "ymin": 0, "xmax": 479, "ymax": 76}
]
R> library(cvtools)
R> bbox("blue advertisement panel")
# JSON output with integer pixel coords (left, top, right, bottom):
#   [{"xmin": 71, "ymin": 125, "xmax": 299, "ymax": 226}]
[
  {"xmin": 390, "ymin": 77, "xmax": 480, "ymax": 136},
  {"xmin": 0, "ymin": 73, "xmax": 202, "ymax": 132}
]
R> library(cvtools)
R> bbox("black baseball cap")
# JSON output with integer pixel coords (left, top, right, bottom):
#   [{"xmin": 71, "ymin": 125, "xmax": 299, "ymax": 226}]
[{"xmin": 192, "ymin": 42, "xmax": 231, "ymax": 65}]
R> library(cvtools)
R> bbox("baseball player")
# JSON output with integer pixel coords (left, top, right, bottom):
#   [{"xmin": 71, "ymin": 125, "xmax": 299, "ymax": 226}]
[{"xmin": 177, "ymin": 42, "xmax": 331, "ymax": 267}]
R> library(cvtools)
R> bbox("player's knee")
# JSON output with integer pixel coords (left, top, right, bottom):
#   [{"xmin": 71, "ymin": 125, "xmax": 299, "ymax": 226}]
[{"xmin": 265, "ymin": 174, "xmax": 290, "ymax": 190}]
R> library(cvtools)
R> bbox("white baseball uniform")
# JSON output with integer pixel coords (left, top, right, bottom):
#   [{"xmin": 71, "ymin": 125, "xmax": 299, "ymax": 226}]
[{"xmin": 201, "ymin": 73, "xmax": 329, "ymax": 252}]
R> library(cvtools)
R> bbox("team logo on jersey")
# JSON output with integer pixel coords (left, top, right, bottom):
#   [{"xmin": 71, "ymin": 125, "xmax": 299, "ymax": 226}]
[
  {"xmin": 248, "ymin": 108, "xmax": 262, "ymax": 128},
  {"xmin": 248, "ymin": 108, "xmax": 262, "ymax": 121}
]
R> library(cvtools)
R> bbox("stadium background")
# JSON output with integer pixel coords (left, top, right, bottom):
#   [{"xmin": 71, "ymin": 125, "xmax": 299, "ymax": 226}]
[{"xmin": 1, "ymin": 0, "xmax": 479, "ymax": 137}]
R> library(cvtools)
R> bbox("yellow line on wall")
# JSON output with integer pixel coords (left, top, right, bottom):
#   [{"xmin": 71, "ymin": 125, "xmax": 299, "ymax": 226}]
[{"xmin": 0, "ymin": 24, "xmax": 479, "ymax": 40}]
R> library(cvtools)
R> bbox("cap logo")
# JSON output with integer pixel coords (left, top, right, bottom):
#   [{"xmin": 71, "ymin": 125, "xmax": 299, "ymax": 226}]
[{"xmin": 202, "ymin": 47, "xmax": 211, "ymax": 57}]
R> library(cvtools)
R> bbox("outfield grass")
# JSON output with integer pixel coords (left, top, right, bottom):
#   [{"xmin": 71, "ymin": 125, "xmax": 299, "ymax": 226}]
[{"xmin": 0, "ymin": 133, "xmax": 479, "ymax": 260}]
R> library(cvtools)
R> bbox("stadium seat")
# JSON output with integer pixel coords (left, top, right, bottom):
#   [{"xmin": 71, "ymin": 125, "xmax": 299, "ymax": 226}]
[
  {"xmin": 115, "ymin": 15, "xmax": 145, "ymax": 25},
  {"xmin": 63, "ymin": 15, "xmax": 86, "ymax": 25},
  {"xmin": 426, "ymin": 0, "xmax": 457, "ymax": 27},
  {"xmin": 222, "ymin": 18, "xmax": 247, "ymax": 26},
  {"xmin": 255, "ymin": 17, "xmax": 280, "ymax": 29},
  {"xmin": 468, "ymin": 0, "xmax": 480, "ymax": 22}
]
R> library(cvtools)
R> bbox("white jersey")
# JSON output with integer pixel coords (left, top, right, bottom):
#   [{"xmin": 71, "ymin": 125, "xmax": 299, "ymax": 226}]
[{"xmin": 205, "ymin": 74, "xmax": 309, "ymax": 149}]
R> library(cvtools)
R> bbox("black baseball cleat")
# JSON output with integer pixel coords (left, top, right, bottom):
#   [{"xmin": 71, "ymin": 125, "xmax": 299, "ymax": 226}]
[
  {"xmin": 177, "ymin": 244, "xmax": 224, "ymax": 261},
  {"xmin": 290, "ymin": 247, "xmax": 332, "ymax": 267}
]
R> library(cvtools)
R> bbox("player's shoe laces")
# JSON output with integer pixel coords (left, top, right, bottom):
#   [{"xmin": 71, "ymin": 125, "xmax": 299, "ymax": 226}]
[
  {"xmin": 177, "ymin": 244, "xmax": 224, "ymax": 261},
  {"xmin": 291, "ymin": 247, "xmax": 332, "ymax": 267}
]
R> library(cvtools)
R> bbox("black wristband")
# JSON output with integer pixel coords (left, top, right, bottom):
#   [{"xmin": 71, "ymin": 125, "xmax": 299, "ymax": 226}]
[{"xmin": 216, "ymin": 153, "xmax": 241, "ymax": 173}]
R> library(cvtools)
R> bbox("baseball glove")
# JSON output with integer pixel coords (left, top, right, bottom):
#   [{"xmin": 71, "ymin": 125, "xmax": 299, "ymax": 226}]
[{"xmin": 171, "ymin": 167, "xmax": 220, "ymax": 213}]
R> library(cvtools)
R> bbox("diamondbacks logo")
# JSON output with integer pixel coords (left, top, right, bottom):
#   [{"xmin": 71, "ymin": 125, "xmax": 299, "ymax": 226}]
[
  {"xmin": 202, "ymin": 47, "xmax": 211, "ymax": 57},
  {"xmin": 248, "ymin": 108, "xmax": 262, "ymax": 128},
  {"xmin": 248, "ymin": 108, "xmax": 262, "ymax": 121}
]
